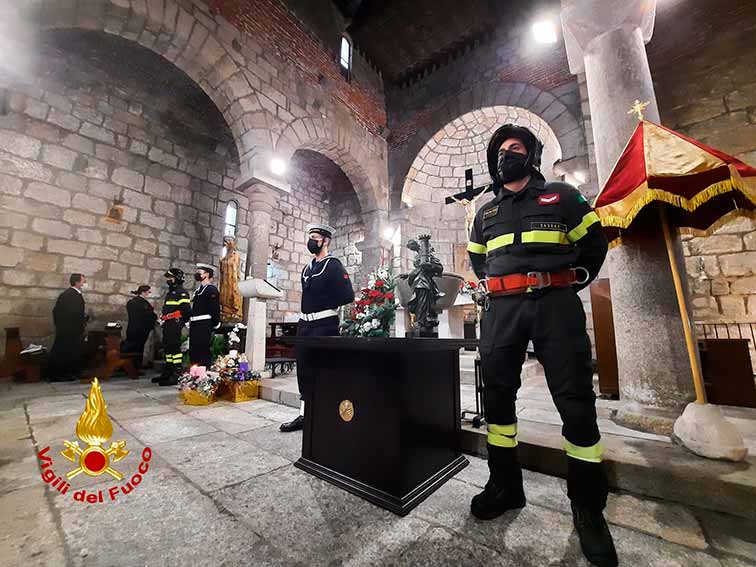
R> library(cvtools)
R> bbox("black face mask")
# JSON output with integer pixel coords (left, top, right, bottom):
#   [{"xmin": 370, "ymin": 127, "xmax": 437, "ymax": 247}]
[
  {"xmin": 307, "ymin": 238, "xmax": 324, "ymax": 254},
  {"xmin": 194, "ymin": 273, "xmax": 203, "ymax": 282},
  {"xmin": 497, "ymin": 150, "xmax": 530, "ymax": 184}
]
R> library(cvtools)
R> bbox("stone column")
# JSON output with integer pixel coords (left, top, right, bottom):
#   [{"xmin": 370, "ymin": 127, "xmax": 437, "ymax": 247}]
[
  {"xmin": 562, "ymin": 0, "xmax": 696, "ymax": 433},
  {"xmin": 243, "ymin": 183, "xmax": 278, "ymax": 372},
  {"xmin": 356, "ymin": 209, "xmax": 392, "ymax": 284}
]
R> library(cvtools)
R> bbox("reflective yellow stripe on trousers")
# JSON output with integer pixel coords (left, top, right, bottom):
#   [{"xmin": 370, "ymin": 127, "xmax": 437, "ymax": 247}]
[
  {"xmin": 487, "ymin": 423, "xmax": 518, "ymax": 448},
  {"xmin": 563, "ymin": 439, "xmax": 603, "ymax": 463}
]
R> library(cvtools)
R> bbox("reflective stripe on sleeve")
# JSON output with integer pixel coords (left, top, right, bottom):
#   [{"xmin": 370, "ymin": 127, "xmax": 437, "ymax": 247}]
[{"xmin": 567, "ymin": 211, "xmax": 601, "ymax": 243}]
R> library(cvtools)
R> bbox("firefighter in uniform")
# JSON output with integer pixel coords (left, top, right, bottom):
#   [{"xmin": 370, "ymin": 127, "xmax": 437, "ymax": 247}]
[
  {"xmin": 467, "ymin": 124, "xmax": 616, "ymax": 566},
  {"xmin": 280, "ymin": 223, "xmax": 355, "ymax": 432},
  {"xmin": 189, "ymin": 263, "xmax": 221, "ymax": 368},
  {"xmin": 158, "ymin": 268, "xmax": 191, "ymax": 385}
]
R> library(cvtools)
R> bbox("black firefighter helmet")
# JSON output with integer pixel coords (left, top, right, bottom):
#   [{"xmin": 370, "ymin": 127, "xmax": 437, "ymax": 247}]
[
  {"xmin": 164, "ymin": 267, "xmax": 185, "ymax": 285},
  {"xmin": 486, "ymin": 124, "xmax": 544, "ymax": 185}
]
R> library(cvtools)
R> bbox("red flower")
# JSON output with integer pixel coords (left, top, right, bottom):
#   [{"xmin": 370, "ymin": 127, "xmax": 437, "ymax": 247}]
[
  {"xmin": 468, "ymin": 281, "xmax": 477, "ymax": 289},
  {"xmin": 375, "ymin": 280, "xmax": 385, "ymax": 287},
  {"xmin": 368, "ymin": 290, "xmax": 382, "ymax": 299},
  {"xmin": 384, "ymin": 292, "xmax": 395, "ymax": 300}
]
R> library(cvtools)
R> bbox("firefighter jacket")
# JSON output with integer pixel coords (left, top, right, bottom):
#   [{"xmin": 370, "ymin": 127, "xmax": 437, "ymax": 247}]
[
  {"xmin": 162, "ymin": 285, "xmax": 191, "ymax": 323},
  {"xmin": 467, "ymin": 177, "xmax": 608, "ymax": 292}
]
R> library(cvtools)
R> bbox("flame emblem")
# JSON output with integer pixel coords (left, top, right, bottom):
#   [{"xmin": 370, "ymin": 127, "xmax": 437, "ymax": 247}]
[{"xmin": 60, "ymin": 378, "xmax": 129, "ymax": 480}]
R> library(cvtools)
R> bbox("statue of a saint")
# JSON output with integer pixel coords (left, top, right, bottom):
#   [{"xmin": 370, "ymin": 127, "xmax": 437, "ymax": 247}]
[
  {"xmin": 220, "ymin": 237, "xmax": 243, "ymax": 322},
  {"xmin": 400, "ymin": 235, "xmax": 443, "ymax": 337}
]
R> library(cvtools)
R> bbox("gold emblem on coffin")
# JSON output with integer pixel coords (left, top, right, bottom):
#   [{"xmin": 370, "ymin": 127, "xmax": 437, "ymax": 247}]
[
  {"xmin": 339, "ymin": 400, "xmax": 354, "ymax": 422},
  {"xmin": 60, "ymin": 378, "xmax": 129, "ymax": 480}
]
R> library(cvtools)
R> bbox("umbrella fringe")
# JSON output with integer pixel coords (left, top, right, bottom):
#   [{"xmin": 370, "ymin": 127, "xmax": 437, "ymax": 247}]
[{"xmin": 597, "ymin": 175, "xmax": 756, "ymax": 230}]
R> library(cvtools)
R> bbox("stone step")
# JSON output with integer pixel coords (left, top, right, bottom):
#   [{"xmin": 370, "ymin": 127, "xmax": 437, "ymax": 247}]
[
  {"xmin": 460, "ymin": 420, "xmax": 756, "ymax": 522},
  {"xmin": 260, "ymin": 371, "xmax": 756, "ymax": 521}
]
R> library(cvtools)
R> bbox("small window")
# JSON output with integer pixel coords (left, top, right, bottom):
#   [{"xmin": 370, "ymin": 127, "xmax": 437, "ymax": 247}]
[
  {"xmin": 221, "ymin": 200, "xmax": 238, "ymax": 258},
  {"xmin": 224, "ymin": 201, "xmax": 238, "ymax": 237},
  {"xmin": 339, "ymin": 35, "xmax": 352, "ymax": 80}
]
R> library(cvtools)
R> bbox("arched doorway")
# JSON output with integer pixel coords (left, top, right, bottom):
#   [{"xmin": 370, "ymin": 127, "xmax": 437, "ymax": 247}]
[
  {"xmin": 0, "ymin": 27, "xmax": 244, "ymax": 347},
  {"xmin": 264, "ymin": 149, "xmax": 364, "ymax": 322}
]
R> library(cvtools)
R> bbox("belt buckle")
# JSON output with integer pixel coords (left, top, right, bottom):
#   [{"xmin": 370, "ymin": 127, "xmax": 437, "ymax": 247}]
[{"xmin": 527, "ymin": 271, "xmax": 551, "ymax": 289}]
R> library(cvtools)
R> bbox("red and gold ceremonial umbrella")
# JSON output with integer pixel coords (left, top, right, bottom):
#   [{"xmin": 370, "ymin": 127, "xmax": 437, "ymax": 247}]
[{"xmin": 593, "ymin": 111, "xmax": 756, "ymax": 404}]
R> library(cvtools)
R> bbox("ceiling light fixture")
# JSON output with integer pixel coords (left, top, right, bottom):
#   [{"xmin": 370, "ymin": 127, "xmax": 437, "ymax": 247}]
[{"xmin": 532, "ymin": 20, "xmax": 558, "ymax": 44}]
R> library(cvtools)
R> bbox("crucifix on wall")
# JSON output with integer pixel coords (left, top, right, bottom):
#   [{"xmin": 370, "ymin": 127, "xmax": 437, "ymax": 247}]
[{"xmin": 444, "ymin": 168, "xmax": 492, "ymax": 236}]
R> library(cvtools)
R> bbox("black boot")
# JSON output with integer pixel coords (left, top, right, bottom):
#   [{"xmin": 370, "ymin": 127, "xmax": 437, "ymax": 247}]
[
  {"xmin": 567, "ymin": 457, "xmax": 617, "ymax": 567},
  {"xmin": 470, "ymin": 444, "xmax": 526, "ymax": 520},
  {"xmin": 158, "ymin": 366, "xmax": 179, "ymax": 387},
  {"xmin": 280, "ymin": 415, "xmax": 304, "ymax": 432},
  {"xmin": 155, "ymin": 362, "xmax": 171, "ymax": 383}
]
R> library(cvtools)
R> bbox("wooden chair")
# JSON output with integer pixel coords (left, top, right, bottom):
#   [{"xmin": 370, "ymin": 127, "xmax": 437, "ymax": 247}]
[{"xmin": 83, "ymin": 327, "xmax": 138, "ymax": 382}]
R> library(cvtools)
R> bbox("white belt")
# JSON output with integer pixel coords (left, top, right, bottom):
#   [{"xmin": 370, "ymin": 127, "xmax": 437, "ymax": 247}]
[
  {"xmin": 190, "ymin": 314, "xmax": 212, "ymax": 322},
  {"xmin": 299, "ymin": 309, "xmax": 338, "ymax": 322}
]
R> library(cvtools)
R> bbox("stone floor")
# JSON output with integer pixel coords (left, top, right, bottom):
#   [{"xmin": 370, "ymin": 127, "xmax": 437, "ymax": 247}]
[{"xmin": 2, "ymin": 375, "xmax": 756, "ymax": 566}]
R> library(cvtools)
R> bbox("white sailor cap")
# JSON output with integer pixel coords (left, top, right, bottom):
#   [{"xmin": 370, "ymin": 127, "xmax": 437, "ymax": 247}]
[
  {"xmin": 196, "ymin": 263, "xmax": 216, "ymax": 274},
  {"xmin": 306, "ymin": 223, "xmax": 335, "ymax": 238}
]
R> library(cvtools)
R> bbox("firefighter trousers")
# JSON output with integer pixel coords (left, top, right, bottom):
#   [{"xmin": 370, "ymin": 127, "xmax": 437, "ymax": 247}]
[
  {"xmin": 480, "ymin": 287, "xmax": 601, "ymax": 457},
  {"xmin": 162, "ymin": 320, "xmax": 183, "ymax": 368}
]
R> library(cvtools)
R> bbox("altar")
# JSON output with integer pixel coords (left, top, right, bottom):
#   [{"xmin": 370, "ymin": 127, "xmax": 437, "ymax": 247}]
[{"xmin": 285, "ymin": 336, "xmax": 474, "ymax": 516}]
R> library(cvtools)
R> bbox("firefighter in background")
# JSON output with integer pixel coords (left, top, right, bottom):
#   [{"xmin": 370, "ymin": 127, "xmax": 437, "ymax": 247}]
[
  {"xmin": 157, "ymin": 268, "xmax": 191, "ymax": 386},
  {"xmin": 189, "ymin": 263, "xmax": 221, "ymax": 368},
  {"xmin": 467, "ymin": 124, "xmax": 615, "ymax": 566}
]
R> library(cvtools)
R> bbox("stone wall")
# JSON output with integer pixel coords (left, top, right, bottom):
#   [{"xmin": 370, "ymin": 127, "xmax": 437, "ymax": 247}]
[
  {"xmin": 0, "ymin": 30, "xmax": 246, "ymax": 348},
  {"xmin": 653, "ymin": 14, "xmax": 756, "ymax": 324}
]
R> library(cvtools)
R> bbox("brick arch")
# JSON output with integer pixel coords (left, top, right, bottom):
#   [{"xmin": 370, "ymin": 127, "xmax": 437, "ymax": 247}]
[
  {"xmin": 33, "ymin": 0, "xmax": 278, "ymax": 172},
  {"xmin": 276, "ymin": 117, "xmax": 379, "ymax": 214},
  {"xmin": 390, "ymin": 81, "xmax": 585, "ymax": 211}
]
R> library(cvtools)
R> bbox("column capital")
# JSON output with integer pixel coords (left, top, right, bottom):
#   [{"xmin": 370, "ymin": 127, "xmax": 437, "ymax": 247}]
[
  {"xmin": 245, "ymin": 182, "xmax": 280, "ymax": 215},
  {"xmin": 561, "ymin": 0, "xmax": 657, "ymax": 74}
]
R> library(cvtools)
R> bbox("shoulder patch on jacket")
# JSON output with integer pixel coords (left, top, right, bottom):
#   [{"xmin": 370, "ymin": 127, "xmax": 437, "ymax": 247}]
[{"xmin": 483, "ymin": 206, "xmax": 499, "ymax": 220}]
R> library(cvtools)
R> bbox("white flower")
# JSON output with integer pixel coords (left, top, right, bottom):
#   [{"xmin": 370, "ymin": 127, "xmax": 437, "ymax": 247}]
[
  {"xmin": 361, "ymin": 322, "xmax": 372, "ymax": 332},
  {"xmin": 356, "ymin": 312, "xmax": 366, "ymax": 319},
  {"xmin": 371, "ymin": 319, "xmax": 380, "ymax": 329}
]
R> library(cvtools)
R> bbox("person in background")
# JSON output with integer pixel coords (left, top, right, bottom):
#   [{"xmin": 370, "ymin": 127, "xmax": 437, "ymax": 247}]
[
  {"xmin": 158, "ymin": 268, "xmax": 191, "ymax": 386},
  {"xmin": 121, "ymin": 285, "xmax": 158, "ymax": 372},
  {"xmin": 47, "ymin": 273, "xmax": 88, "ymax": 382},
  {"xmin": 280, "ymin": 223, "xmax": 355, "ymax": 433},
  {"xmin": 189, "ymin": 263, "xmax": 221, "ymax": 368}
]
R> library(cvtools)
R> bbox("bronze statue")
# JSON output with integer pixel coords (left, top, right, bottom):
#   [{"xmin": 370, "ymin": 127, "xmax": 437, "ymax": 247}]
[
  {"xmin": 220, "ymin": 237, "xmax": 243, "ymax": 322},
  {"xmin": 400, "ymin": 235, "xmax": 443, "ymax": 337}
]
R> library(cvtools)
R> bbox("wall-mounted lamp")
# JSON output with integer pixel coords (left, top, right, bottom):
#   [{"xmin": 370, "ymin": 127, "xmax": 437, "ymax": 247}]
[
  {"xmin": 270, "ymin": 157, "xmax": 287, "ymax": 176},
  {"xmin": 104, "ymin": 198, "xmax": 125, "ymax": 224}
]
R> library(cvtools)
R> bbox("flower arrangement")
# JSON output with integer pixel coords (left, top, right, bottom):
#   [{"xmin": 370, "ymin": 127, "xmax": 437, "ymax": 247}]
[
  {"xmin": 459, "ymin": 280, "xmax": 479, "ymax": 296},
  {"xmin": 178, "ymin": 365, "xmax": 221, "ymax": 405},
  {"xmin": 214, "ymin": 352, "xmax": 261, "ymax": 402},
  {"xmin": 227, "ymin": 322, "xmax": 247, "ymax": 349},
  {"xmin": 341, "ymin": 267, "xmax": 397, "ymax": 338}
]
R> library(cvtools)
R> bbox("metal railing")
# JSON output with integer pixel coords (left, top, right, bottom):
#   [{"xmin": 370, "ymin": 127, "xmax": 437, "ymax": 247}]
[{"xmin": 695, "ymin": 322, "xmax": 756, "ymax": 342}]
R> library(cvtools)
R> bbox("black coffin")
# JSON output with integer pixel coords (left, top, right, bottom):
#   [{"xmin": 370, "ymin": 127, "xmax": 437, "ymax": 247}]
[{"xmin": 286, "ymin": 336, "xmax": 473, "ymax": 516}]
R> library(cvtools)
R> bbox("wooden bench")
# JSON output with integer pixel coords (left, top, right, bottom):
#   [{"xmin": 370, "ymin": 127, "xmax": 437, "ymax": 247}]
[{"xmin": 265, "ymin": 357, "xmax": 296, "ymax": 377}]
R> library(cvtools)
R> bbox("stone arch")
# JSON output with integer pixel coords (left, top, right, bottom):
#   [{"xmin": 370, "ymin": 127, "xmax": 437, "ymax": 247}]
[
  {"xmin": 390, "ymin": 81, "xmax": 585, "ymax": 210},
  {"xmin": 28, "ymin": 0, "xmax": 278, "ymax": 172},
  {"xmin": 401, "ymin": 105, "xmax": 563, "ymax": 208},
  {"xmin": 276, "ymin": 117, "xmax": 380, "ymax": 214}
]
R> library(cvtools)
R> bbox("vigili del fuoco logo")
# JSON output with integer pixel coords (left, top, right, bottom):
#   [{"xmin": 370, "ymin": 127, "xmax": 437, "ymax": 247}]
[{"xmin": 36, "ymin": 378, "xmax": 153, "ymax": 503}]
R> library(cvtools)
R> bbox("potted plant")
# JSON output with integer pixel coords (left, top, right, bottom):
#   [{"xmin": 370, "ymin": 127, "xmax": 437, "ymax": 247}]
[
  {"xmin": 178, "ymin": 365, "xmax": 221, "ymax": 405},
  {"xmin": 340, "ymin": 267, "xmax": 397, "ymax": 338}
]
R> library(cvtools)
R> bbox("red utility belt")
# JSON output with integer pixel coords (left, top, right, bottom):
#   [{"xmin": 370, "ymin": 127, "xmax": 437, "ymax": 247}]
[
  {"xmin": 488, "ymin": 269, "xmax": 579, "ymax": 296},
  {"xmin": 161, "ymin": 310, "xmax": 182, "ymax": 321}
]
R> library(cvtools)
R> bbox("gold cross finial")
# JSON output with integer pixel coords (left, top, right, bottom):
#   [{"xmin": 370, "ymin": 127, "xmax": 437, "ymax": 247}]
[{"xmin": 628, "ymin": 99, "xmax": 650, "ymax": 121}]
